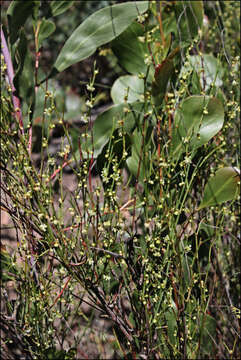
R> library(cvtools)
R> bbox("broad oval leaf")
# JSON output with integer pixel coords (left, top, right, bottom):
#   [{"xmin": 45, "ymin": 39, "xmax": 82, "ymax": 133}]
[
  {"xmin": 180, "ymin": 54, "xmax": 224, "ymax": 89},
  {"xmin": 111, "ymin": 75, "xmax": 144, "ymax": 104},
  {"xmin": 81, "ymin": 102, "xmax": 145, "ymax": 158},
  {"xmin": 171, "ymin": 96, "xmax": 224, "ymax": 159},
  {"xmin": 54, "ymin": 1, "xmax": 148, "ymax": 73},
  {"xmin": 198, "ymin": 167, "xmax": 240, "ymax": 209},
  {"xmin": 111, "ymin": 21, "xmax": 149, "ymax": 76}
]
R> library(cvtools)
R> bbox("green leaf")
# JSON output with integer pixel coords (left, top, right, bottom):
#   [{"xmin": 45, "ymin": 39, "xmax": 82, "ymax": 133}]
[
  {"xmin": 111, "ymin": 21, "xmax": 149, "ymax": 76},
  {"xmin": 111, "ymin": 75, "xmax": 144, "ymax": 104},
  {"xmin": 165, "ymin": 301, "xmax": 178, "ymax": 345},
  {"xmin": 126, "ymin": 125, "xmax": 153, "ymax": 182},
  {"xmin": 151, "ymin": 58, "xmax": 174, "ymax": 107},
  {"xmin": 126, "ymin": 129, "xmax": 144, "ymax": 180},
  {"xmin": 198, "ymin": 167, "xmax": 240, "ymax": 209},
  {"xmin": 171, "ymin": 96, "xmax": 224, "ymax": 159},
  {"xmin": 181, "ymin": 54, "xmax": 224, "ymax": 89},
  {"xmin": 37, "ymin": 19, "xmax": 56, "ymax": 51},
  {"xmin": 151, "ymin": 46, "xmax": 180, "ymax": 107},
  {"xmin": 53, "ymin": 1, "xmax": 148, "ymax": 73},
  {"xmin": 188, "ymin": 1, "xmax": 203, "ymax": 32},
  {"xmin": 174, "ymin": 1, "xmax": 203, "ymax": 42},
  {"xmin": 199, "ymin": 313, "xmax": 216, "ymax": 353},
  {"xmin": 189, "ymin": 69, "xmax": 202, "ymax": 94},
  {"xmin": 151, "ymin": 31, "xmax": 172, "ymax": 64},
  {"xmin": 7, "ymin": 1, "xmax": 40, "ymax": 44},
  {"xmin": 13, "ymin": 29, "xmax": 35, "ymax": 110},
  {"xmin": 49, "ymin": 1, "xmax": 75, "ymax": 17},
  {"xmin": 81, "ymin": 102, "xmax": 144, "ymax": 158}
]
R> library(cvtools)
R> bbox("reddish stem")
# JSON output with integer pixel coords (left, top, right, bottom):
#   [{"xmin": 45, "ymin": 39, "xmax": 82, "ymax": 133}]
[
  {"xmin": 157, "ymin": 116, "xmax": 163, "ymax": 197},
  {"xmin": 47, "ymin": 160, "xmax": 72, "ymax": 183},
  {"xmin": 147, "ymin": 42, "xmax": 156, "ymax": 68},
  {"xmin": 28, "ymin": 126, "xmax": 32, "ymax": 156},
  {"xmin": 88, "ymin": 157, "xmax": 93, "ymax": 194},
  {"xmin": 50, "ymin": 276, "xmax": 71, "ymax": 309}
]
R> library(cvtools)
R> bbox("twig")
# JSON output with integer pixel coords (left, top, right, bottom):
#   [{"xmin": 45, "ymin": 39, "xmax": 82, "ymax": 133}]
[
  {"xmin": 90, "ymin": 246, "xmax": 124, "ymax": 259},
  {"xmin": 50, "ymin": 276, "xmax": 72, "ymax": 309}
]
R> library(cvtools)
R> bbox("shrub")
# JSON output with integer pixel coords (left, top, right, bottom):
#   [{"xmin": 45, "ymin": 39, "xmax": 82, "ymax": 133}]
[{"xmin": 1, "ymin": 1, "xmax": 240, "ymax": 358}]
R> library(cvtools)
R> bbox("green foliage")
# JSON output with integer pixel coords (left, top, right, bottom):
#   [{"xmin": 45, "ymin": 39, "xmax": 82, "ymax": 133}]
[
  {"xmin": 111, "ymin": 75, "xmax": 144, "ymax": 104},
  {"xmin": 174, "ymin": 1, "xmax": 204, "ymax": 42},
  {"xmin": 36, "ymin": 19, "xmax": 56, "ymax": 51},
  {"xmin": 49, "ymin": 1, "xmax": 75, "ymax": 17},
  {"xmin": 199, "ymin": 167, "xmax": 240, "ymax": 209},
  {"xmin": 13, "ymin": 29, "xmax": 35, "ymax": 109},
  {"xmin": 53, "ymin": 1, "xmax": 148, "ymax": 73},
  {"xmin": 111, "ymin": 21, "xmax": 150, "ymax": 76},
  {"xmin": 171, "ymin": 96, "xmax": 224, "ymax": 159},
  {"xmin": 1, "ymin": 1, "xmax": 240, "ymax": 359},
  {"xmin": 7, "ymin": 1, "xmax": 40, "ymax": 44}
]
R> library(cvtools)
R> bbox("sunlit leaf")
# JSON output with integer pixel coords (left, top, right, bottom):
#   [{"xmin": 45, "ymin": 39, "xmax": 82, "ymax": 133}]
[
  {"xmin": 171, "ymin": 96, "xmax": 224, "ymax": 159},
  {"xmin": 180, "ymin": 54, "xmax": 224, "ymax": 89},
  {"xmin": 81, "ymin": 102, "xmax": 144, "ymax": 158},
  {"xmin": 111, "ymin": 75, "xmax": 144, "ymax": 104},
  {"xmin": 53, "ymin": 1, "xmax": 148, "ymax": 73},
  {"xmin": 37, "ymin": 19, "xmax": 56, "ymax": 51},
  {"xmin": 199, "ymin": 167, "xmax": 240, "ymax": 209}
]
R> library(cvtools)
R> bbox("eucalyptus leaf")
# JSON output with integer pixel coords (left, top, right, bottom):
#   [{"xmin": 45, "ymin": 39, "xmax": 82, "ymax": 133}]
[
  {"xmin": 151, "ymin": 46, "xmax": 180, "ymax": 108},
  {"xmin": 81, "ymin": 102, "xmax": 145, "ymax": 158},
  {"xmin": 49, "ymin": 1, "xmax": 75, "ymax": 17},
  {"xmin": 111, "ymin": 75, "xmax": 144, "ymax": 104},
  {"xmin": 13, "ymin": 29, "xmax": 35, "ymax": 112},
  {"xmin": 198, "ymin": 167, "xmax": 240, "ymax": 209},
  {"xmin": 199, "ymin": 313, "xmax": 216, "ymax": 352},
  {"xmin": 126, "ymin": 125, "xmax": 154, "ymax": 182},
  {"xmin": 37, "ymin": 19, "xmax": 56, "ymax": 51},
  {"xmin": 126, "ymin": 129, "xmax": 144, "ymax": 180},
  {"xmin": 7, "ymin": 1, "xmax": 40, "ymax": 44},
  {"xmin": 180, "ymin": 54, "xmax": 224, "ymax": 89},
  {"xmin": 111, "ymin": 21, "xmax": 149, "ymax": 76},
  {"xmin": 175, "ymin": 1, "xmax": 203, "ymax": 42},
  {"xmin": 171, "ymin": 96, "xmax": 224, "ymax": 159},
  {"xmin": 165, "ymin": 301, "xmax": 178, "ymax": 345},
  {"xmin": 53, "ymin": 1, "xmax": 148, "ymax": 73},
  {"xmin": 151, "ymin": 58, "xmax": 175, "ymax": 107}
]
